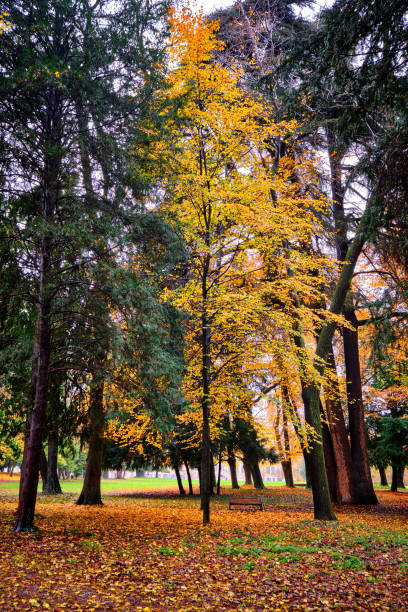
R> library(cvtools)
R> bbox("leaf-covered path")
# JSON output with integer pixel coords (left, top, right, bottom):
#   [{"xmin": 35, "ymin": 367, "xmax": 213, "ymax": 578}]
[{"xmin": 1, "ymin": 488, "xmax": 407, "ymax": 610}]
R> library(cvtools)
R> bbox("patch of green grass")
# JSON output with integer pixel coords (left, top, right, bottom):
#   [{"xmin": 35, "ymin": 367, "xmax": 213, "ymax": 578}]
[
  {"xmin": 81, "ymin": 537, "xmax": 102, "ymax": 553},
  {"xmin": 159, "ymin": 546, "xmax": 179, "ymax": 556}
]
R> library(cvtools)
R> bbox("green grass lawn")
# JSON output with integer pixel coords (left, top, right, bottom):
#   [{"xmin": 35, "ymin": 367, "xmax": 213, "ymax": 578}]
[
  {"xmin": 0, "ymin": 476, "xmax": 296, "ymax": 494},
  {"xmin": 0, "ymin": 475, "xmax": 390, "ymax": 494},
  {"xmin": 0, "ymin": 475, "xmax": 391, "ymax": 495}
]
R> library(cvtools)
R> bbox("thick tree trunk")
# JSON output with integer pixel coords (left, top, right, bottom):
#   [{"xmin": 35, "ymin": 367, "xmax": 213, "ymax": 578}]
[
  {"xmin": 301, "ymin": 385, "xmax": 337, "ymax": 520},
  {"xmin": 243, "ymin": 459, "xmax": 252, "ymax": 485},
  {"xmin": 173, "ymin": 463, "xmax": 185, "ymax": 496},
  {"xmin": 379, "ymin": 466, "xmax": 388, "ymax": 487},
  {"xmin": 40, "ymin": 448, "xmax": 48, "ymax": 491},
  {"xmin": 391, "ymin": 464, "xmax": 399, "ymax": 491},
  {"xmin": 301, "ymin": 194, "xmax": 378, "ymax": 519},
  {"xmin": 44, "ymin": 437, "xmax": 62, "ymax": 494},
  {"xmin": 397, "ymin": 466, "xmax": 405, "ymax": 489},
  {"xmin": 288, "ymin": 330, "xmax": 335, "ymax": 518},
  {"xmin": 185, "ymin": 462, "xmax": 194, "ymax": 495},
  {"xmin": 13, "ymin": 291, "xmax": 52, "ymax": 532},
  {"xmin": 281, "ymin": 461, "xmax": 294, "ymax": 487},
  {"xmin": 250, "ymin": 461, "xmax": 265, "ymax": 489},
  {"xmin": 321, "ymin": 415, "xmax": 339, "ymax": 503},
  {"xmin": 13, "ymin": 85, "xmax": 63, "ymax": 532},
  {"xmin": 344, "ymin": 307, "xmax": 378, "ymax": 504},
  {"xmin": 319, "ymin": 126, "xmax": 376, "ymax": 511},
  {"xmin": 227, "ymin": 446, "xmax": 239, "ymax": 489},
  {"xmin": 77, "ymin": 378, "xmax": 105, "ymax": 506},
  {"xmin": 325, "ymin": 349, "xmax": 355, "ymax": 503}
]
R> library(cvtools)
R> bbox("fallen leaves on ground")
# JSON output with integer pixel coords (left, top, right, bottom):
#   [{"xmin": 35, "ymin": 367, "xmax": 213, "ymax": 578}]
[{"xmin": 0, "ymin": 487, "xmax": 407, "ymax": 610}]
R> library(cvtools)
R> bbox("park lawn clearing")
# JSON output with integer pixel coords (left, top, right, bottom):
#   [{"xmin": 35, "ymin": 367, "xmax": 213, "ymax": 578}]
[
  {"xmin": 0, "ymin": 488, "xmax": 407, "ymax": 610},
  {"xmin": 0, "ymin": 477, "xmax": 292, "ymax": 495}
]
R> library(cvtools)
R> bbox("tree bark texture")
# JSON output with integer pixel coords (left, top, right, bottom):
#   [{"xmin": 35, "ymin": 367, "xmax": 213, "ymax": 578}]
[
  {"xmin": 227, "ymin": 447, "xmax": 239, "ymax": 489},
  {"xmin": 13, "ymin": 84, "xmax": 62, "ymax": 532},
  {"xmin": 302, "ymin": 386, "xmax": 337, "ymax": 520},
  {"xmin": 282, "ymin": 407, "xmax": 294, "ymax": 487},
  {"xmin": 40, "ymin": 448, "xmax": 48, "ymax": 491},
  {"xmin": 250, "ymin": 461, "xmax": 265, "ymax": 489},
  {"xmin": 77, "ymin": 378, "xmax": 105, "ymax": 506},
  {"xmin": 216, "ymin": 450, "xmax": 222, "ymax": 495},
  {"xmin": 379, "ymin": 466, "xmax": 388, "ymax": 487},
  {"xmin": 210, "ymin": 454, "xmax": 216, "ymax": 496},
  {"xmin": 44, "ymin": 437, "xmax": 62, "ymax": 494},
  {"xmin": 173, "ymin": 463, "xmax": 185, "ymax": 496},
  {"xmin": 325, "ymin": 350, "xmax": 355, "ymax": 503},
  {"xmin": 243, "ymin": 460, "xmax": 252, "ymax": 485},
  {"xmin": 185, "ymin": 462, "xmax": 194, "ymax": 495},
  {"xmin": 343, "ymin": 308, "xmax": 378, "ymax": 504},
  {"xmin": 391, "ymin": 464, "xmax": 399, "ymax": 491},
  {"xmin": 301, "ymin": 195, "xmax": 377, "ymax": 519},
  {"xmin": 397, "ymin": 466, "xmax": 405, "ymax": 489},
  {"xmin": 13, "ymin": 267, "xmax": 52, "ymax": 532},
  {"xmin": 200, "ymin": 297, "xmax": 211, "ymax": 523},
  {"xmin": 321, "ymin": 414, "xmax": 339, "ymax": 504}
]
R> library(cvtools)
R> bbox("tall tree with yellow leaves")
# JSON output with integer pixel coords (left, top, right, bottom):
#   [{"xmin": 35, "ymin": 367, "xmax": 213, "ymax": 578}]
[{"xmin": 161, "ymin": 8, "xmax": 338, "ymax": 523}]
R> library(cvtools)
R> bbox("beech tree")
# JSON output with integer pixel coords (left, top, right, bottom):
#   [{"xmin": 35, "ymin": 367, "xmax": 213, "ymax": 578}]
[{"xmin": 159, "ymin": 8, "xmax": 339, "ymax": 523}]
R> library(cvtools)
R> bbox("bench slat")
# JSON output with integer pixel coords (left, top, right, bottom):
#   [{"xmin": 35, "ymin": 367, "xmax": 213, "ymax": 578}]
[{"xmin": 229, "ymin": 496, "xmax": 263, "ymax": 510}]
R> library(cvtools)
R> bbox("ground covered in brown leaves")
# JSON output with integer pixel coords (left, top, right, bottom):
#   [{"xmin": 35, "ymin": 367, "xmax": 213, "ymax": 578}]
[{"xmin": 0, "ymin": 487, "xmax": 407, "ymax": 610}]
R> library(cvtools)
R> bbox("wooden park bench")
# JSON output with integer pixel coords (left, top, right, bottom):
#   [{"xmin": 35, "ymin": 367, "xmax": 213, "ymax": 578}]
[{"xmin": 228, "ymin": 496, "xmax": 263, "ymax": 511}]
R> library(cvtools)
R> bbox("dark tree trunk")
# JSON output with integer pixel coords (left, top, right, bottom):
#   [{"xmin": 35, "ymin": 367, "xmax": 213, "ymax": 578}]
[
  {"xmin": 18, "ymin": 415, "xmax": 31, "ymax": 506},
  {"xmin": 18, "ymin": 303, "xmax": 42, "ymax": 507},
  {"xmin": 282, "ymin": 407, "xmax": 294, "ymax": 487},
  {"xmin": 287, "ymin": 329, "xmax": 336, "ymax": 519},
  {"xmin": 77, "ymin": 378, "xmax": 104, "ymax": 506},
  {"xmin": 299, "ymin": 191, "xmax": 377, "ymax": 520},
  {"xmin": 301, "ymin": 386, "xmax": 337, "ymax": 520},
  {"xmin": 391, "ymin": 464, "xmax": 399, "ymax": 491},
  {"xmin": 379, "ymin": 466, "xmax": 388, "ymax": 487},
  {"xmin": 327, "ymin": 130, "xmax": 376, "ymax": 504},
  {"xmin": 344, "ymin": 307, "xmax": 378, "ymax": 505},
  {"xmin": 173, "ymin": 463, "xmax": 185, "ymax": 496},
  {"xmin": 216, "ymin": 450, "xmax": 222, "ymax": 495},
  {"xmin": 12, "ymin": 85, "xmax": 62, "ymax": 532},
  {"xmin": 243, "ymin": 459, "xmax": 252, "ymax": 485},
  {"xmin": 44, "ymin": 437, "xmax": 62, "ymax": 494},
  {"xmin": 185, "ymin": 461, "xmax": 194, "ymax": 495},
  {"xmin": 325, "ymin": 349, "xmax": 355, "ymax": 503},
  {"xmin": 250, "ymin": 461, "xmax": 265, "ymax": 489},
  {"xmin": 13, "ymin": 287, "xmax": 52, "ymax": 532},
  {"xmin": 40, "ymin": 448, "xmax": 48, "ymax": 491},
  {"xmin": 397, "ymin": 466, "xmax": 405, "ymax": 489},
  {"xmin": 200, "ymin": 254, "xmax": 211, "ymax": 523},
  {"xmin": 227, "ymin": 446, "xmax": 239, "ymax": 489},
  {"xmin": 209, "ymin": 454, "xmax": 216, "ymax": 497},
  {"xmin": 281, "ymin": 461, "xmax": 294, "ymax": 487},
  {"xmin": 321, "ymin": 414, "xmax": 339, "ymax": 503}
]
